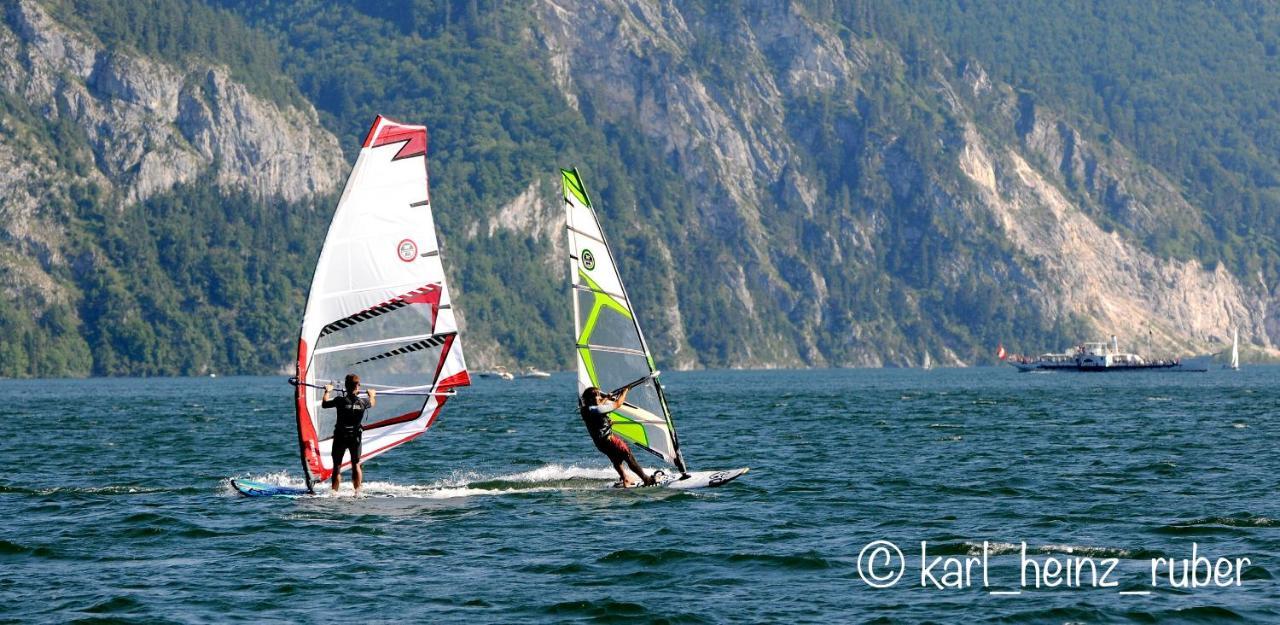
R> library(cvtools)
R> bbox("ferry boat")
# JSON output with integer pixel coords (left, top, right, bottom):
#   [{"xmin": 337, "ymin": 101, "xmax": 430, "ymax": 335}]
[{"xmin": 1002, "ymin": 336, "xmax": 1210, "ymax": 372}]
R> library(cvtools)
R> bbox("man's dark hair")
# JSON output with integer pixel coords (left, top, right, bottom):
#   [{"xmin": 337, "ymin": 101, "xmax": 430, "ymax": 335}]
[
  {"xmin": 345, "ymin": 373, "xmax": 360, "ymax": 393},
  {"xmin": 581, "ymin": 386, "xmax": 602, "ymax": 406}
]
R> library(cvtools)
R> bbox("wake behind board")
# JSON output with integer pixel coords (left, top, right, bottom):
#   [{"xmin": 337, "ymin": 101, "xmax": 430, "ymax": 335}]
[
  {"xmin": 613, "ymin": 467, "xmax": 749, "ymax": 490},
  {"xmin": 230, "ymin": 478, "xmax": 312, "ymax": 498}
]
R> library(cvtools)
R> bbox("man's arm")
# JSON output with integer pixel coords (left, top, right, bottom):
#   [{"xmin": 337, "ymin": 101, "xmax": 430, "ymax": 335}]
[
  {"xmin": 366, "ymin": 387, "xmax": 377, "ymax": 408},
  {"xmin": 609, "ymin": 372, "xmax": 653, "ymax": 405},
  {"xmin": 321, "ymin": 383, "xmax": 337, "ymax": 408}
]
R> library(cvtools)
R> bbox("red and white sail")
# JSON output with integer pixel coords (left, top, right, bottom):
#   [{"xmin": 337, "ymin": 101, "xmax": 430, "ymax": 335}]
[{"xmin": 294, "ymin": 115, "xmax": 469, "ymax": 490}]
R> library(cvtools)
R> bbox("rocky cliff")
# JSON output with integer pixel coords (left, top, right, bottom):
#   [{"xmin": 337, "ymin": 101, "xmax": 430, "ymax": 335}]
[
  {"xmin": 529, "ymin": 0, "xmax": 1275, "ymax": 365},
  {"xmin": 956, "ymin": 76, "xmax": 1266, "ymax": 356},
  {"xmin": 0, "ymin": 0, "xmax": 344, "ymax": 375},
  {"xmin": 1, "ymin": 0, "xmax": 1275, "ymax": 376},
  {"xmin": 2, "ymin": 1, "xmax": 342, "ymax": 206}
]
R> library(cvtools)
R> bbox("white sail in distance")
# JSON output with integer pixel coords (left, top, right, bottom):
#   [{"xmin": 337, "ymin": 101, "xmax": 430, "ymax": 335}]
[
  {"xmin": 562, "ymin": 168, "xmax": 687, "ymax": 473},
  {"xmin": 293, "ymin": 116, "xmax": 470, "ymax": 491}
]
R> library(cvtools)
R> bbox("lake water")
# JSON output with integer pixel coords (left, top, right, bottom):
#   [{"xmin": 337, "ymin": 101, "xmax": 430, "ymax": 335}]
[{"xmin": 1, "ymin": 367, "xmax": 1276, "ymax": 623}]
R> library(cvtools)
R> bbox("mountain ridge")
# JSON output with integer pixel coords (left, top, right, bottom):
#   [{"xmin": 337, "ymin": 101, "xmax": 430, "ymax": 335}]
[{"xmin": 0, "ymin": 0, "xmax": 1275, "ymax": 377}]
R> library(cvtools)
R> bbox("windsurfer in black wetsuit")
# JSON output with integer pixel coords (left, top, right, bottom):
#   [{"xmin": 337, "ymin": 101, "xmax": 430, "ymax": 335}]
[
  {"xmin": 581, "ymin": 386, "xmax": 656, "ymax": 488},
  {"xmin": 322, "ymin": 373, "xmax": 377, "ymax": 495}
]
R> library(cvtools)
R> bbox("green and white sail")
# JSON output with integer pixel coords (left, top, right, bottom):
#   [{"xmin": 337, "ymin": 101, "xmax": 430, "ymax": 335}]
[{"xmin": 562, "ymin": 168, "xmax": 687, "ymax": 473}]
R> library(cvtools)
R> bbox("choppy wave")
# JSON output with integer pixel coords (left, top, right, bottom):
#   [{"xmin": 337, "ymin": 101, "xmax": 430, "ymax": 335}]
[
  {"xmin": 1033, "ymin": 542, "xmax": 1164, "ymax": 560},
  {"xmin": 0, "ymin": 483, "xmax": 170, "ymax": 496},
  {"xmin": 925, "ymin": 541, "xmax": 1163, "ymax": 560},
  {"xmin": 1155, "ymin": 514, "xmax": 1280, "ymax": 535},
  {"xmin": 231, "ymin": 464, "xmax": 640, "ymax": 500},
  {"xmin": 4, "ymin": 369, "xmax": 1279, "ymax": 623},
  {"xmin": 599, "ymin": 548, "xmax": 835, "ymax": 570},
  {"xmin": 464, "ymin": 463, "xmax": 623, "ymax": 488},
  {"xmin": 82, "ymin": 596, "xmax": 145, "ymax": 615},
  {"xmin": 539, "ymin": 598, "xmax": 713, "ymax": 624},
  {"xmin": 0, "ymin": 539, "xmax": 37, "ymax": 556},
  {"xmin": 1149, "ymin": 606, "xmax": 1247, "ymax": 621}
]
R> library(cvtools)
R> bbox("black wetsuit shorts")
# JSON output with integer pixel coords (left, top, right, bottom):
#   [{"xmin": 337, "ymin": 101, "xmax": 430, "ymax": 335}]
[{"xmin": 332, "ymin": 429, "xmax": 362, "ymax": 469}]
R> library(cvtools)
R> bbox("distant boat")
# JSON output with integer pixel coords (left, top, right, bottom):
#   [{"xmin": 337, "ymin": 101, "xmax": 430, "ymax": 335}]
[
  {"xmin": 1224, "ymin": 328, "xmax": 1240, "ymax": 370},
  {"xmin": 1002, "ymin": 335, "xmax": 1210, "ymax": 373},
  {"xmin": 518, "ymin": 366, "xmax": 551, "ymax": 379},
  {"xmin": 477, "ymin": 366, "xmax": 514, "ymax": 380}
]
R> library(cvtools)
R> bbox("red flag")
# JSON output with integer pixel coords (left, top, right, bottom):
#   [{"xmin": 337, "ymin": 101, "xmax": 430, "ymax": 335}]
[{"xmin": 996, "ymin": 343, "xmax": 1007, "ymax": 361}]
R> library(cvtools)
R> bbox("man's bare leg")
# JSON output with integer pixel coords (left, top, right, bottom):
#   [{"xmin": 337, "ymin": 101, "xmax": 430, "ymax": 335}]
[
  {"xmin": 353, "ymin": 463, "xmax": 363, "ymax": 495},
  {"xmin": 612, "ymin": 460, "xmax": 638, "ymax": 487},
  {"xmin": 331, "ymin": 449, "xmax": 345, "ymax": 492},
  {"xmin": 623, "ymin": 452, "xmax": 654, "ymax": 486}
]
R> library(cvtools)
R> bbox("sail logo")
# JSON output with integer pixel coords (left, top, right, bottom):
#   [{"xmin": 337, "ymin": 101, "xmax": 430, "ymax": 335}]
[
  {"xmin": 397, "ymin": 239, "xmax": 418, "ymax": 262},
  {"xmin": 581, "ymin": 249, "xmax": 596, "ymax": 270}
]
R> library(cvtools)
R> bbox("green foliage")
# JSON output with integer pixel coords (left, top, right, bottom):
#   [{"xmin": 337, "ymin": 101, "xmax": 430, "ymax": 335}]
[
  {"xmin": 216, "ymin": 0, "xmax": 698, "ymax": 370},
  {"xmin": 7, "ymin": 0, "xmax": 1274, "ymax": 376},
  {"xmin": 67, "ymin": 180, "xmax": 326, "ymax": 376},
  {"xmin": 0, "ymin": 290, "xmax": 92, "ymax": 377}
]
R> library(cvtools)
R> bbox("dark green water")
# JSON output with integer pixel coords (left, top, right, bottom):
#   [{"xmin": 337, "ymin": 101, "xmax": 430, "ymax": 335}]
[{"xmin": 1, "ymin": 368, "xmax": 1276, "ymax": 623}]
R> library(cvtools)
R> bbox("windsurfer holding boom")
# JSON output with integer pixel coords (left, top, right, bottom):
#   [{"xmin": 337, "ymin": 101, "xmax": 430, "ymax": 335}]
[
  {"xmin": 322, "ymin": 373, "xmax": 376, "ymax": 495},
  {"xmin": 580, "ymin": 383, "xmax": 656, "ymax": 488}
]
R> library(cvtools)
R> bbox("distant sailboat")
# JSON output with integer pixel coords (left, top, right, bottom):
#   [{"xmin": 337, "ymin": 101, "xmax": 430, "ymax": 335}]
[{"xmin": 1225, "ymin": 328, "xmax": 1240, "ymax": 370}]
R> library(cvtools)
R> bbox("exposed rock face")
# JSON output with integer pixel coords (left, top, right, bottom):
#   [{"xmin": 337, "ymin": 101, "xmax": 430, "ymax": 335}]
[
  {"xmin": 0, "ymin": 0, "xmax": 343, "ymax": 349},
  {"xmin": 2, "ymin": 1, "xmax": 343, "ymax": 206},
  {"xmin": 3, "ymin": 0, "xmax": 1272, "ymax": 374},
  {"xmin": 960, "ymin": 126, "xmax": 1260, "ymax": 353},
  {"xmin": 533, "ymin": 0, "xmax": 850, "ymax": 367},
  {"xmin": 954, "ymin": 68, "xmax": 1273, "ymax": 355},
  {"xmin": 478, "ymin": 179, "xmax": 565, "ymax": 269},
  {"xmin": 532, "ymin": 0, "xmax": 1274, "ymax": 364}
]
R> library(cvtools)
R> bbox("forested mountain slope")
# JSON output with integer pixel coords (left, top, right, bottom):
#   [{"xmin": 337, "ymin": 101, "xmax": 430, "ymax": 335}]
[
  {"xmin": 0, "ymin": 0, "xmax": 343, "ymax": 375},
  {"xmin": 1, "ymin": 0, "xmax": 1274, "ymax": 376}
]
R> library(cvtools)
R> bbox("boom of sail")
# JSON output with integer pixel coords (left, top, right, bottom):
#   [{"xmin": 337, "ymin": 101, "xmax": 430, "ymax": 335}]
[
  {"xmin": 562, "ymin": 168, "xmax": 687, "ymax": 474},
  {"xmin": 293, "ymin": 116, "xmax": 470, "ymax": 491}
]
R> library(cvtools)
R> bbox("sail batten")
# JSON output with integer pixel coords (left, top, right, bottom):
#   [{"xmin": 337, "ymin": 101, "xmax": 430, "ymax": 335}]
[
  {"xmin": 562, "ymin": 168, "xmax": 686, "ymax": 473},
  {"xmin": 294, "ymin": 116, "xmax": 469, "ymax": 491},
  {"xmin": 312, "ymin": 331, "xmax": 455, "ymax": 356},
  {"xmin": 566, "ymin": 225, "xmax": 608, "ymax": 245},
  {"xmin": 572, "ymin": 284, "xmax": 630, "ymax": 300},
  {"xmin": 577, "ymin": 344, "xmax": 648, "ymax": 356}
]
